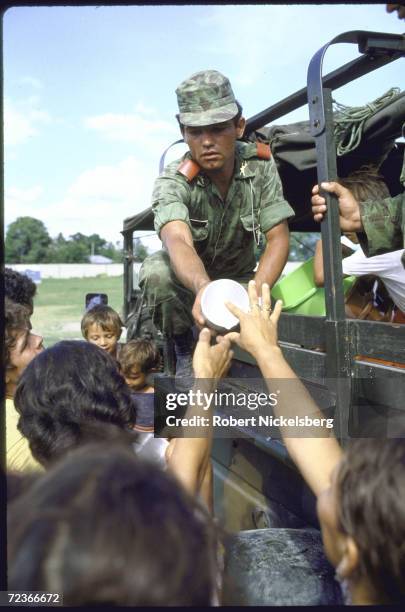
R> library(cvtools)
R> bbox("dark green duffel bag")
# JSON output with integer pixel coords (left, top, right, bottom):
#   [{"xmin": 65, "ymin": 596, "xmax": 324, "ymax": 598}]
[{"xmin": 248, "ymin": 89, "xmax": 405, "ymax": 230}]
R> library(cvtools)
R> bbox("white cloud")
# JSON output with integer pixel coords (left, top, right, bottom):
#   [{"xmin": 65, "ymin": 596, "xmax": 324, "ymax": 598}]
[
  {"xmin": 5, "ymin": 157, "xmax": 158, "ymax": 242},
  {"xmin": 4, "ymin": 98, "xmax": 52, "ymax": 147},
  {"xmin": 84, "ymin": 106, "xmax": 178, "ymax": 153},
  {"xmin": 195, "ymin": 4, "xmax": 403, "ymax": 97},
  {"xmin": 4, "ymin": 185, "xmax": 47, "ymax": 232},
  {"xmin": 44, "ymin": 156, "xmax": 157, "ymax": 242},
  {"xmin": 196, "ymin": 6, "xmax": 298, "ymax": 87}
]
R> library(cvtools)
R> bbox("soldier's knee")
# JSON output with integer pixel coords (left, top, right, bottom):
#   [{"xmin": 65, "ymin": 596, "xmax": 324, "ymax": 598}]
[{"xmin": 139, "ymin": 251, "xmax": 173, "ymax": 294}]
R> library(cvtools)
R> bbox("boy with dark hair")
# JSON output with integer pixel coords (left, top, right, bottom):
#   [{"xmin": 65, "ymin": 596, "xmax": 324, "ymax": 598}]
[
  {"xmin": 81, "ymin": 304, "xmax": 124, "ymax": 359},
  {"xmin": 119, "ymin": 338, "xmax": 161, "ymax": 432}
]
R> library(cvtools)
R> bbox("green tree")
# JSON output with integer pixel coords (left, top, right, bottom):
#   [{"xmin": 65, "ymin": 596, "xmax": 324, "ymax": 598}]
[
  {"xmin": 47, "ymin": 233, "xmax": 89, "ymax": 262},
  {"xmin": 253, "ymin": 231, "xmax": 319, "ymax": 263},
  {"xmin": 5, "ymin": 217, "xmax": 51, "ymax": 263},
  {"xmin": 289, "ymin": 232, "xmax": 319, "ymax": 261},
  {"xmin": 100, "ymin": 241, "xmax": 122, "ymax": 263},
  {"xmin": 133, "ymin": 239, "xmax": 148, "ymax": 262}
]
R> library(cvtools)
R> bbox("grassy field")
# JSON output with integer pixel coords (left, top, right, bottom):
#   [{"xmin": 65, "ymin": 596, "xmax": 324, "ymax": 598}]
[{"xmin": 31, "ymin": 275, "xmax": 125, "ymax": 348}]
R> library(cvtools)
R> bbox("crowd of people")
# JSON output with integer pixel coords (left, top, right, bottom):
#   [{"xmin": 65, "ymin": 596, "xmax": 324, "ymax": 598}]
[{"xmin": 4, "ymin": 4, "xmax": 405, "ymax": 605}]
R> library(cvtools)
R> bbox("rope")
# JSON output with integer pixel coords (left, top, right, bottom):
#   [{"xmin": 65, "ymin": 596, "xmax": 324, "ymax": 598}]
[{"xmin": 333, "ymin": 87, "xmax": 400, "ymax": 156}]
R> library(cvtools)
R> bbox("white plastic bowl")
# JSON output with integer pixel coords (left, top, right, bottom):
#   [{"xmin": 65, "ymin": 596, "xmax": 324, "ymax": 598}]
[{"xmin": 201, "ymin": 279, "xmax": 249, "ymax": 332}]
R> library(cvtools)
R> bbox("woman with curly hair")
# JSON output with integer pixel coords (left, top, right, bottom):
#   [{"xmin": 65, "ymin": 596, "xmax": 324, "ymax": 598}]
[
  {"xmin": 14, "ymin": 330, "xmax": 232, "ymax": 503},
  {"xmin": 5, "ymin": 297, "xmax": 44, "ymax": 471}
]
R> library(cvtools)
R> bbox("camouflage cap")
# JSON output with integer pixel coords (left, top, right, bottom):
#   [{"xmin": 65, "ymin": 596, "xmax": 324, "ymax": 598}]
[{"xmin": 176, "ymin": 69, "xmax": 239, "ymax": 127}]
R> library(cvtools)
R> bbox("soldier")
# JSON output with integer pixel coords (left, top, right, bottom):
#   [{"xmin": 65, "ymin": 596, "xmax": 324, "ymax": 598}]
[
  {"xmin": 311, "ymin": 159, "xmax": 404, "ymax": 266},
  {"xmin": 139, "ymin": 70, "xmax": 294, "ymax": 375}
]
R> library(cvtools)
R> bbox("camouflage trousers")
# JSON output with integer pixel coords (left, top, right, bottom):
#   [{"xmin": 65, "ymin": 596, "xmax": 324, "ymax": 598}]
[{"xmin": 138, "ymin": 250, "xmax": 253, "ymax": 337}]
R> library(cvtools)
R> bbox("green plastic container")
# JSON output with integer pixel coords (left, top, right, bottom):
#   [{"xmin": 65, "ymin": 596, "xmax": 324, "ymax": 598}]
[{"xmin": 271, "ymin": 257, "xmax": 355, "ymax": 316}]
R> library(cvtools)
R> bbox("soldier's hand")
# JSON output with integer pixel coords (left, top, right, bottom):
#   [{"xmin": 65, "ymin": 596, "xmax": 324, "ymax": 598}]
[
  {"xmin": 311, "ymin": 182, "xmax": 363, "ymax": 232},
  {"xmin": 193, "ymin": 327, "xmax": 233, "ymax": 380},
  {"xmin": 192, "ymin": 283, "xmax": 210, "ymax": 329}
]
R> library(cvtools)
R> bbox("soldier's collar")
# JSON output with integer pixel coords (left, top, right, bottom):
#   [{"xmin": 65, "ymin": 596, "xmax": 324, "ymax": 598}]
[{"xmin": 176, "ymin": 140, "xmax": 269, "ymax": 183}]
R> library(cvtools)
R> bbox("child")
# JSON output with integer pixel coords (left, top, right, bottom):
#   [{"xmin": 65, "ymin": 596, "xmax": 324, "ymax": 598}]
[
  {"xmin": 118, "ymin": 339, "xmax": 161, "ymax": 433},
  {"xmin": 81, "ymin": 305, "xmax": 124, "ymax": 360}
]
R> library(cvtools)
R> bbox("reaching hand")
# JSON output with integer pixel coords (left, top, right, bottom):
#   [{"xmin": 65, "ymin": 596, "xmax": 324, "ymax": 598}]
[
  {"xmin": 311, "ymin": 181, "xmax": 363, "ymax": 232},
  {"xmin": 192, "ymin": 327, "xmax": 233, "ymax": 380},
  {"xmin": 222, "ymin": 280, "xmax": 283, "ymax": 359}
]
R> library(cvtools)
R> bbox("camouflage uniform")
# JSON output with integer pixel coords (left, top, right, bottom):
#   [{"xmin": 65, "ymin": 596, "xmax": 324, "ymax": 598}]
[
  {"xmin": 359, "ymin": 147, "xmax": 405, "ymax": 267},
  {"xmin": 139, "ymin": 70, "xmax": 294, "ymax": 337},
  {"xmin": 139, "ymin": 141, "xmax": 294, "ymax": 337}
]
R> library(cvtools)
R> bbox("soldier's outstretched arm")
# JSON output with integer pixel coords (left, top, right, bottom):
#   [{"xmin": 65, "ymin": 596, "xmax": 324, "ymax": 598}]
[
  {"xmin": 161, "ymin": 220, "xmax": 211, "ymax": 326},
  {"xmin": 254, "ymin": 220, "xmax": 290, "ymax": 292}
]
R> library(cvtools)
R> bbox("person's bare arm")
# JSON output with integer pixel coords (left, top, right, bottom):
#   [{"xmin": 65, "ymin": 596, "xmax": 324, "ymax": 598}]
[
  {"xmin": 224, "ymin": 281, "xmax": 343, "ymax": 498},
  {"xmin": 313, "ymin": 239, "xmax": 325, "ymax": 287},
  {"xmin": 254, "ymin": 221, "xmax": 290, "ymax": 293},
  {"xmin": 161, "ymin": 220, "xmax": 210, "ymax": 326},
  {"xmin": 166, "ymin": 328, "xmax": 233, "ymax": 506}
]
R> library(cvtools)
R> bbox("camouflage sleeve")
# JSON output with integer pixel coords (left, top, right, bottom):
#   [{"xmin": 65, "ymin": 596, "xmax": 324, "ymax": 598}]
[
  {"xmin": 258, "ymin": 156, "xmax": 295, "ymax": 233},
  {"xmin": 151, "ymin": 173, "xmax": 191, "ymax": 237},
  {"xmin": 359, "ymin": 192, "xmax": 404, "ymax": 256}
]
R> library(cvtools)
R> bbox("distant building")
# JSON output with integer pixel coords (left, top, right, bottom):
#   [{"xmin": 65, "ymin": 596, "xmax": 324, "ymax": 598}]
[{"xmin": 88, "ymin": 254, "xmax": 113, "ymax": 264}]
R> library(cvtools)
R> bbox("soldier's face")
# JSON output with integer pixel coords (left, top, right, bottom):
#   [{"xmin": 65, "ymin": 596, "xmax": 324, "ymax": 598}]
[{"xmin": 183, "ymin": 117, "xmax": 245, "ymax": 172}]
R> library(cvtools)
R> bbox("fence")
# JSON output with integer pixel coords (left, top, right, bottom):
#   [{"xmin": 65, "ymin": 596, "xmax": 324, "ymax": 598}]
[
  {"xmin": 8, "ymin": 263, "xmax": 125, "ymax": 280},
  {"xmin": 8, "ymin": 262, "xmax": 300, "ymax": 282}
]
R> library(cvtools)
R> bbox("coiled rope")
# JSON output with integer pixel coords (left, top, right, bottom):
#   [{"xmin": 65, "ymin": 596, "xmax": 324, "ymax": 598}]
[{"xmin": 333, "ymin": 87, "xmax": 401, "ymax": 156}]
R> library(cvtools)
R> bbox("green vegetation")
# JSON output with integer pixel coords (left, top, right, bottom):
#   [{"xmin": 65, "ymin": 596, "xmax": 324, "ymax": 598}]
[
  {"xmin": 31, "ymin": 275, "xmax": 124, "ymax": 348},
  {"xmin": 5, "ymin": 216, "xmax": 136, "ymax": 264}
]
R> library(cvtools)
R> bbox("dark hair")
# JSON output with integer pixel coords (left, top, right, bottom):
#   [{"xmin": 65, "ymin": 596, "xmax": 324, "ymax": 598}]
[
  {"xmin": 81, "ymin": 305, "xmax": 123, "ymax": 339},
  {"xmin": 177, "ymin": 99, "xmax": 244, "ymax": 131},
  {"xmin": 14, "ymin": 340, "xmax": 137, "ymax": 466},
  {"xmin": 339, "ymin": 165, "xmax": 390, "ymax": 202},
  {"xmin": 7, "ymin": 441, "xmax": 219, "ymax": 606},
  {"xmin": 336, "ymin": 439, "xmax": 405, "ymax": 604},
  {"xmin": 119, "ymin": 339, "xmax": 161, "ymax": 375},
  {"xmin": 5, "ymin": 298, "xmax": 30, "ymax": 371},
  {"xmin": 5, "ymin": 268, "xmax": 37, "ymax": 311}
]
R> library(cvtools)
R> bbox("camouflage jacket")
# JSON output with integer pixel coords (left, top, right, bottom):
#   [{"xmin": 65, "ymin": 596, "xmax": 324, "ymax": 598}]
[
  {"xmin": 151, "ymin": 141, "xmax": 294, "ymax": 278},
  {"xmin": 360, "ymin": 150, "xmax": 405, "ymax": 267}
]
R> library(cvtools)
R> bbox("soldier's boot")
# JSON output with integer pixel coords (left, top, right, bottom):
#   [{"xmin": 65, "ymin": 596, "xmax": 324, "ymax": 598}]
[{"xmin": 173, "ymin": 328, "xmax": 195, "ymax": 378}]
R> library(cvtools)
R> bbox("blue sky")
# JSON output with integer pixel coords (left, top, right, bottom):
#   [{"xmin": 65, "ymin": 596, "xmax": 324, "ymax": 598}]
[{"xmin": 4, "ymin": 4, "xmax": 404, "ymax": 250}]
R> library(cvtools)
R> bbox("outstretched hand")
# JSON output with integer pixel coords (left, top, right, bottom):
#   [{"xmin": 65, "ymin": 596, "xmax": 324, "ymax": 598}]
[
  {"xmin": 192, "ymin": 327, "xmax": 233, "ymax": 380},
  {"xmin": 222, "ymin": 280, "xmax": 283, "ymax": 359},
  {"xmin": 311, "ymin": 181, "xmax": 363, "ymax": 232}
]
